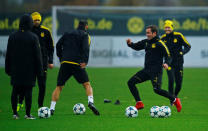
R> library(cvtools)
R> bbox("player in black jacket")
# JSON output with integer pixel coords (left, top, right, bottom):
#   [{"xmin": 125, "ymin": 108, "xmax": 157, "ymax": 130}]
[
  {"xmin": 161, "ymin": 20, "xmax": 191, "ymax": 100},
  {"xmin": 17, "ymin": 12, "xmax": 54, "ymax": 110},
  {"xmin": 50, "ymin": 20, "xmax": 100, "ymax": 116},
  {"xmin": 126, "ymin": 25, "xmax": 182, "ymax": 112},
  {"xmin": 5, "ymin": 14, "xmax": 43, "ymax": 119}
]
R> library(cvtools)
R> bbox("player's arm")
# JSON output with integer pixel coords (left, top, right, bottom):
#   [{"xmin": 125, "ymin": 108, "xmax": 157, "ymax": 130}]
[
  {"xmin": 126, "ymin": 39, "xmax": 146, "ymax": 51},
  {"xmin": 159, "ymin": 40, "xmax": 172, "ymax": 69},
  {"xmin": 56, "ymin": 34, "xmax": 65, "ymax": 62},
  {"xmin": 33, "ymin": 36, "xmax": 44, "ymax": 77},
  {"xmin": 5, "ymin": 35, "xmax": 12, "ymax": 76},
  {"xmin": 46, "ymin": 30, "xmax": 54, "ymax": 65},
  {"xmin": 179, "ymin": 33, "xmax": 191, "ymax": 55},
  {"xmin": 80, "ymin": 33, "xmax": 90, "ymax": 68}
]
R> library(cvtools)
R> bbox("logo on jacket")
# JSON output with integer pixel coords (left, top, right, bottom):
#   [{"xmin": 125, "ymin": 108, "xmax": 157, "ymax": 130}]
[
  {"xmin": 152, "ymin": 44, "xmax": 156, "ymax": 48},
  {"xmin": 174, "ymin": 38, "xmax": 177, "ymax": 43},
  {"xmin": 41, "ymin": 32, "xmax": 45, "ymax": 37}
]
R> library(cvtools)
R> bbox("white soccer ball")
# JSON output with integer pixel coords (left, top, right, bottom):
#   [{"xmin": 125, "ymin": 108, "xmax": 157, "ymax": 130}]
[
  {"xmin": 38, "ymin": 107, "xmax": 51, "ymax": 118},
  {"xmin": 150, "ymin": 106, "xmax": 160, "ymax": 118},
  {"xmin": 73, "ymin": 103, "xmax": 86, "ymax": 115},
  {"xmin": 125, "ymin": 106, "xmax": 138, "ymax": 118},
  {"xmin": 160, "ymin": 106, "xmax": 171, "ymax": 117}
]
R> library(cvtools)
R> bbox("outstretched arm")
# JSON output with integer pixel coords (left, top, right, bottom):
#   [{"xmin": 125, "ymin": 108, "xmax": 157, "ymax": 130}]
[{"xmin": 126, "ymin": 39, "xmax": 146, "ymax": 51}]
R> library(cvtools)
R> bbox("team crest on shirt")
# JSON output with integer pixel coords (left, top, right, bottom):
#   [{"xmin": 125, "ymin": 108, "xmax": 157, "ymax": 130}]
[
  {"xmin": 174, "ymin": 38, "xmax": 177, "ymax": 43},
  {"xmin": 41, "ymin": 32, "xmax": 45, "ymax": 37},
  {"xmin": 152, "ymin": 43, "xmax": 156, "ymax": 48}
]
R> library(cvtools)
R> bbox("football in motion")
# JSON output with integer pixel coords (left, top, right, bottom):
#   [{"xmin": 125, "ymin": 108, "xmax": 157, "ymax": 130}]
[
  {"xmin": 125, "ymin": 106, "xmax": 138, "ymax": 118},
  {"xmin": 73, "ymin": 103, "xmax": 86, "ymax": 115},
  {"xmin": 38, "ymin": 107, "xmax": 51, "ymax": 118}
]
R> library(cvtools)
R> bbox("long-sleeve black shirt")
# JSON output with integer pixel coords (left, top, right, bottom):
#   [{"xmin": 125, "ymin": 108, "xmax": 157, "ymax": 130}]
[
  {"xmin": 161, "ymin": 32, "xmax": 191, "ymax": 67},
  {"xmin": 32, "ymin": 25, "xmax": 54, "ymax": 70},
  {"xmin": 128, "ymin": 36, "xmax": 171, "ymax": 75},
  {"xmin": 56, "ymin": 29, "xmax": 90, "ymax": 65}
]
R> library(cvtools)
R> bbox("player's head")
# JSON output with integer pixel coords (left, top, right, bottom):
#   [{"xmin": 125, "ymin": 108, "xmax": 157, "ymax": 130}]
[
  {"xmin": 19, "ymin": 14, "xmax": 33, "ymax": 31},
  {"xmin": 31, "ymin": 12, "xmax": 42, "ymax": 27},
  {"xmin": 77, "ymin": 20, "xmax": 88, "ymax": 31},
  {"xmin": 164, "ymin": 20, "xmax": 173, "ymax": 34},
  {"xmin": 146, "ymin": 25, "xmax": 158, "ymax": 40}
]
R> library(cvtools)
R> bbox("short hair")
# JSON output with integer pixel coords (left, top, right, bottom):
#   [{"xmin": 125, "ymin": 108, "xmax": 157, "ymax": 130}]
[{"xmin": 146, "ymin": 25, "xmax": 158, "ymax": 35}]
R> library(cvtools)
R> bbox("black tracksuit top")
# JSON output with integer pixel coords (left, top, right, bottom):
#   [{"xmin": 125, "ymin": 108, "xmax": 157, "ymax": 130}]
[
  {"xmin": 56, "ymin": 29, "xmax": 90, "ymax": 65},
  {"xmin": 161, "ymin": 32, "xmax": 191, "ymax": 67},
  {"xmin": 128, "ymin": 36, "xmax": 171, "ymax": 74},
  {"xmin": 32, "ymin": 25, "xmax": 54, "ymax": 70}
]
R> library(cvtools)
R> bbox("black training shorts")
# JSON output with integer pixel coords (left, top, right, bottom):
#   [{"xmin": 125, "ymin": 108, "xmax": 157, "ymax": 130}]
[{"xmin": 57, "ymin": 63, "xmax": 89, "ymax": 86}]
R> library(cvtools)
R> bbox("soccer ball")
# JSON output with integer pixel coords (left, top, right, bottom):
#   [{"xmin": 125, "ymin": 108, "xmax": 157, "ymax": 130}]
[
  {"xmin": 150, "ymin": 106, "xmax": 160, "ymax": 118},
  {"xmin": 38, "ymin": 107, "xmax": 51, "ymax": 118},
  {"xmin": 125, "ymin": 106, "xmax": 138, "ymax": 118},
  {"xmin": 73, "ymin": 103, "xmax": 86, "ymax": 115},
  {"xmin": 160, "ymin": 106, "xmax": 171, "ymax": 117}
]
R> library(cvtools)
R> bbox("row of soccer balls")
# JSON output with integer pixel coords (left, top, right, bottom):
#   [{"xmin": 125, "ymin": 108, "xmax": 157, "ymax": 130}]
[
  {"xmin": 38, "ymin": 103, "xmax": 86, "ymax": 118},
  {"xmin": 125, "ymin": 106, "xmax": 171, "ymax": 118},
  {"xmin": 38, "ymin": 104, "xmax": 171, "ymax": 118}
]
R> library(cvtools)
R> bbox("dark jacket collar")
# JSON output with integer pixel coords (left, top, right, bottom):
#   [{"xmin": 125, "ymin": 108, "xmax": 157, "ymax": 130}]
[
  {"xmin": 149, "ymin": 35, "xmax": 160, "ymax": 43},
  {"xmin": 166, "ymin": 31, "xmax": 174, "ymax": 37}
]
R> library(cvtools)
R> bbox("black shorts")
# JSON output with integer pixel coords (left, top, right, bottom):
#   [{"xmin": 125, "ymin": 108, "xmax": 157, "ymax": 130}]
[
  {"xmin": 132, "ymin": 69, "xmax": 162, "ymax": 87},
  {"xmin": 57, "ymin": 63, "xmax": 89, "ymax": 86}
]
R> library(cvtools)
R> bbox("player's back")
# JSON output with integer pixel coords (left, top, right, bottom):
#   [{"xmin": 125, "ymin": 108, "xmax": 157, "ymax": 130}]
[{"xmin": 60, "ymin": 29, "xmax": 88, "ymax": 63}]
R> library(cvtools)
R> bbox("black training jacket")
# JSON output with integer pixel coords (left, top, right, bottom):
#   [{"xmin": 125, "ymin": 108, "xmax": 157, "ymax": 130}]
[
  {"xmin": 32, "ymin": 25, "xmax": 54, "ymax": 70},
  {"xmin": 161, "ymin": 32, "xmax": 191, "ymax": 67},
  {"xmin": 128, "ymin": 36, "xmax": 171, "ymax": 74},
  {"xmin": 56, "ymin": 29, "xmax": 90, "ymax": 66},
  {"xmin": 5, "ymin": 14, "xmax": 43, "ymax": 87}
]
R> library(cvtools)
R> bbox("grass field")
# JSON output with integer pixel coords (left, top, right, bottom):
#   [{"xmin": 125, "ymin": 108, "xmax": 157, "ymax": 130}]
[{"xmin": 0, "ymin": 67, "xmax": 208, "ymax": 131}]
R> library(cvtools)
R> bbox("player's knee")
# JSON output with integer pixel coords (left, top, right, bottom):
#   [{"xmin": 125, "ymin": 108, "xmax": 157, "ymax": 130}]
[
  {"xmin": 83, "ymin": 82, "xmax": 91, "ymax": 88},
  {"xmin": 127, "ymin": 79, "xmax": 136, "ymax": 88},
  {"xmin": 57, "ymin": 86, "xmax": 64, "ymax": 91}
]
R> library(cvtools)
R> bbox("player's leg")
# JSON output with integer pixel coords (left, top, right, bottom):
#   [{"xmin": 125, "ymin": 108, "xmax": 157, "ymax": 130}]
[
  {"xmin": 17, "ymin": 87, "xmax": 24, "ymax": 112},
  {"xmin": 174, "ymin": 66, "xmax": 183, "ymax": 97},
  {"xmin": 37, "ymin": 71, "xmax": 47, "ymax": 108},
  {"xmin": 24, "ymin": 86, "xmax": 35, "ymax": 119},
  {"xmin": 167, "ymin": 67, "xmax": 175, "ymax": 95},
  {"xmin": 73, "ymin": 66, "xmax": 100, "ymax": 115},
  {"xmin": 127, "ymin": 69, "xmax": 149, "ymax": 110},
  {"xmin": 50, "ymin": 64, "xmax": 72, "ymax": 115},
  {"xmin": 151, "ymin": 74, "xmax": 182, "ymax": 112},
  {"xmin": 151, "ymin": 74, "xmax": 175, "ymax": 102},
  {"xmin": 11, "ymin": 86, "xmax": 20, "ymax": 119}
]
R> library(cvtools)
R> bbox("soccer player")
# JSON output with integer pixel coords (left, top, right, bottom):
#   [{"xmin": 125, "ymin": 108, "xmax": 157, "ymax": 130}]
[
  {"xmin": 5, "ymin": 14, "xmax": 43, "ymax": 119},
  {"xmin": 161, "ymin": 20, "xmax": 191, "ymax": 100},
  {"xmin": 126, "ymin": 25, "xmax": 182, "ymax": 112},
  {"xmin": 17, "ymin": 12, "xmax": 54, "ymax": 110},
  {"xmin": 50, "ymin": 20, "xmax": 100, "ymax": 116}
]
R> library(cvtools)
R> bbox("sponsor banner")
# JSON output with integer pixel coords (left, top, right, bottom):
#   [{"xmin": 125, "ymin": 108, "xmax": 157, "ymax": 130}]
[
  {"xmin": 1, "ymin": 36, "xmax": 208, "ymax": 67},
  {"xmin": 58, "ymin": 11, "xmax": 208, "ymax": 36},
  {"xmin": 0, "ymin": 13, "xmax": 52, "ymax": 35},
  {"xmin": 87, "ymin": 36, "xmax": 208, "ymax": 67}
]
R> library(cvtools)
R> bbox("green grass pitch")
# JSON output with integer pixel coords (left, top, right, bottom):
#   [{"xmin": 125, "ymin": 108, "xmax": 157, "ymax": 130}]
[{"xmin": 0, "ymin": 67, "xmax": 208, "ymax": 130}]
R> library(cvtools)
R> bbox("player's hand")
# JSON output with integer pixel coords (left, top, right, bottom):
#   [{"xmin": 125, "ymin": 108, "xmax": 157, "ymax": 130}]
[
  {"xmin": 126, "ymin": 39, "xmax": 132, "ymax": 45},
  {"xmin": 80, "ymin": 63, "xmax": 87, "ymax": 68},
  {"xmin": 163, "ymin": 63, "xmax": 169, "ymax": 70},
  {"xmin": 48, "ymin": 64, "xmax": 54, "ymax": 69}
]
